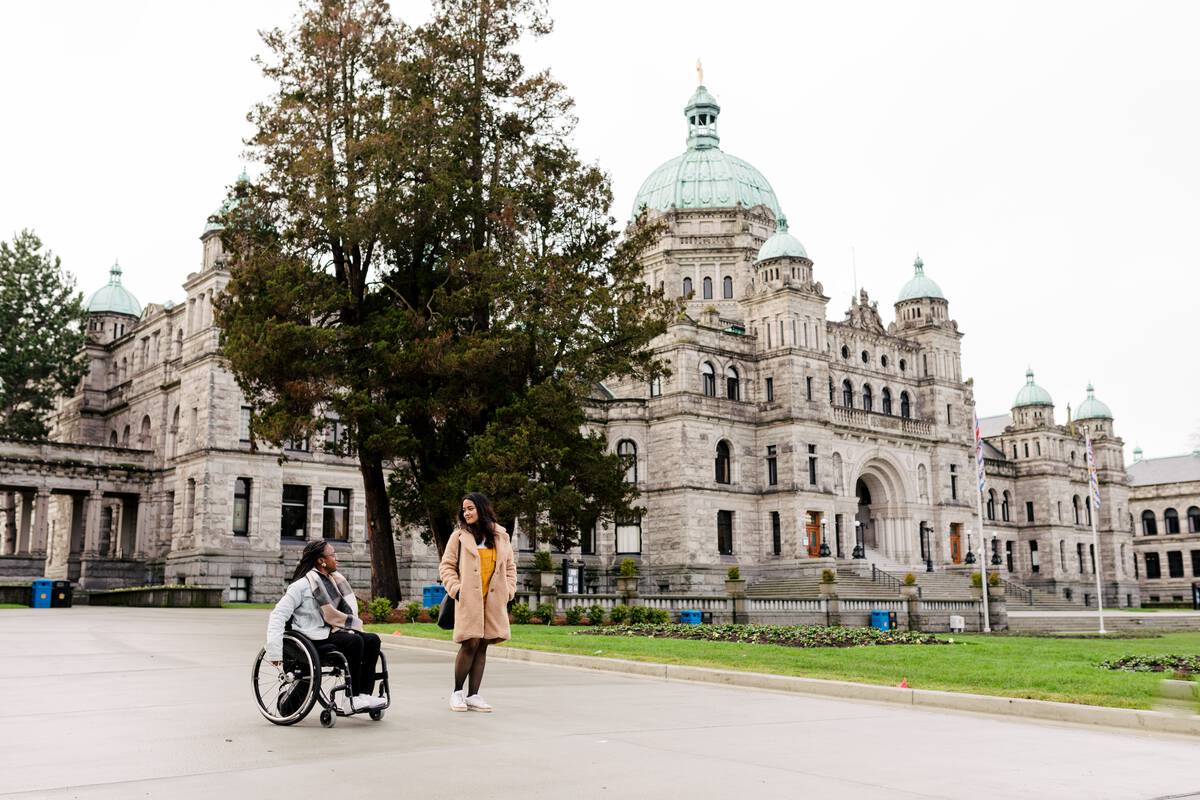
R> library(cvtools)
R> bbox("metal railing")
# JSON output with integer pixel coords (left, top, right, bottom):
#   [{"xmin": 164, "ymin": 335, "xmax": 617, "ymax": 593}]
[
  {"xmin": 871, "ymin": 563, "xmax": 920, "ymax": 597},
  {"xmin": 1000, "ymin": 577, "xmax": 1034, "ymax": 605}
]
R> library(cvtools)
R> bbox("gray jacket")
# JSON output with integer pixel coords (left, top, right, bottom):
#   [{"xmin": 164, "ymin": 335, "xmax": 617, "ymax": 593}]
[{"xmin": 264, "ymin": 576, "xmax": 360, "ymax": 661}]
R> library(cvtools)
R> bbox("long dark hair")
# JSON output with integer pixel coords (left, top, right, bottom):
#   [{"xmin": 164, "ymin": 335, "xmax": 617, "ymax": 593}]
[
  {"xmin": 458, "ymin": 492, "xmax": 498, "ymax": 547},
  {"xmin": 291, "ymin": 539, "xmax": 330, "ymax": 582}
]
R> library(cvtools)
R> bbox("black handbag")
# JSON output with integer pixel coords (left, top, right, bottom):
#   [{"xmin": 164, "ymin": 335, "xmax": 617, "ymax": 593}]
[{"xmin": 436, "ymin": 537, "xmax": 462, "ymax": 630}]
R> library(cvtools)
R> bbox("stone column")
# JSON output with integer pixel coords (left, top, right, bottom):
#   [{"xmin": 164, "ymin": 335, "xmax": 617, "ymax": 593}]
[
  {"xmin": 1, "ymin": 491, "xmax": 15, "ymax": 555},
  {"xmin": 133, "ymin": 495, "xmax": 149, "ymax": 559},
  {"xmin": 83, "ymin": 491, "xmax": 104, "ymax": 556},
  {"xmin": 17, "ymin": 492, "xmax": 34, "ymax": 554},
  {"xmin": 32, "ymin": 489, "xmax": 51, "ymax": 556}
]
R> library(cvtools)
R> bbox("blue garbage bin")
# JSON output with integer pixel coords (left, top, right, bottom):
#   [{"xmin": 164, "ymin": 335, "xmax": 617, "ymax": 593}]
[
  {"xmin": 869, "ymin": 609, "xmax": 891, "ymax": 631},
  {"xmin": 679, "ymin": 610, "xmax": 702, "ymax": 625},
  {"xmin": 31, "ymin": 579, "xmax": 53, "ymax": 609},
  {"xmin": 422, "ymin": 584, "xmax": 447, "ymax": 608}
]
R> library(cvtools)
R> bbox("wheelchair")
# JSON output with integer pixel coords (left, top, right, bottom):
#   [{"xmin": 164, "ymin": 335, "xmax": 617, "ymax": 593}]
[{"xmin": 252, "ymin": 629, "xmax": 391, "ymax": 727}]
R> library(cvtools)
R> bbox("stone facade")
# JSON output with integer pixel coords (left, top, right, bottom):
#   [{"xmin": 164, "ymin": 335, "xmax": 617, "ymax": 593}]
[{"xmin": 1128, "ymin": 452, "xmax": 1200, "ymax": 605}]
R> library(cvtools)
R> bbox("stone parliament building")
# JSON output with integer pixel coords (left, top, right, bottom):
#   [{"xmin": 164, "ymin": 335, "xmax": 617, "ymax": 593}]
[{"xmin": 1, "ymin": 83, "xmax": 1197, "ymax": 609}]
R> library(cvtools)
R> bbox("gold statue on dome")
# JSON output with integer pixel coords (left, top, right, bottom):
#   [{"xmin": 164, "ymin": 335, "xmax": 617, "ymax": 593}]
[{"xmin": 696, "ymin": 59, "xmax": 704, "ymax": 85}]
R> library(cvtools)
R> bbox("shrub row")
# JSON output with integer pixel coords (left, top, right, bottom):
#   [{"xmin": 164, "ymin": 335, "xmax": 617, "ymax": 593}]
[
  {"xmin": 361, "ymin": 597, "xmax": 673, "ymax": 626},
  {"xmin": 576, "ymin": 623, "xmax": 947, "ymax": 648},
  {"xmin": 1099, "ymin": 654, "xmax": 1200, "ymax": 673}
]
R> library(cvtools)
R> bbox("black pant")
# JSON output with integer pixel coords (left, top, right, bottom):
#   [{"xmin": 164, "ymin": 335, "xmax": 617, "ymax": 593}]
[{"xmin": 319, "ymin": 630, "xmax": 381, "ymax": 696}]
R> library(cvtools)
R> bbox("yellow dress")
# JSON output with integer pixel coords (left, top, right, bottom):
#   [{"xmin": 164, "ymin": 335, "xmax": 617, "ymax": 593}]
[{"xmin": 477, "ymin": 547, "xmax": 497, "ymax": 603}]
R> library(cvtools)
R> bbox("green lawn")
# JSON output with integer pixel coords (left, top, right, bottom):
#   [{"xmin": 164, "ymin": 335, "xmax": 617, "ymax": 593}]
[
  {"xmin": 0, "ymin": 603, "xmax": 27, "ymax": 609},
  {"xmin": 365, "ymin": 622, "xmax": 1200, "ymax": 710},
  {"xmin": 223, "ymin": 602, "xmax": 276, "ymax": 610}
]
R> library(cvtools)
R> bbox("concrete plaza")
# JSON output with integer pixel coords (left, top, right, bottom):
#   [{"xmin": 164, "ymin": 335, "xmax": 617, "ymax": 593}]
[{"xmin": 0, "ymin": 607, "xmax": 1197, "ymax": 799}]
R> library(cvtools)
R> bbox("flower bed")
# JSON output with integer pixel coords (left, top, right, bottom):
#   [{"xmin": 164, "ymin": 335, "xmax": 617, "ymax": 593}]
[
  {"xmin": 575, "ymin": 623, "xmax": 946, "ymax": 648},
  {"xmin": 1100, "ymin": 654, "xmax": 1200, "ymax": 673}
]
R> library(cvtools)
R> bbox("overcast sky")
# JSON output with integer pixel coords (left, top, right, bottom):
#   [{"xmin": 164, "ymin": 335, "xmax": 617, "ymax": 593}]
[{"xmin": 2, "ymin": 1, "xmax": 1197, "ymax": 461}]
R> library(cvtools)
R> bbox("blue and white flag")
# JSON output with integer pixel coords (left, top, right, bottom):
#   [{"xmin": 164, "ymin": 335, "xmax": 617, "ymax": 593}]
[
  {"xmin": 1084, "ymin": 430, "xmax": 1102, "ymax": 510},
  {"xmin": 974, "ymin": 414, "xmax": 987, "ymax": 495}
]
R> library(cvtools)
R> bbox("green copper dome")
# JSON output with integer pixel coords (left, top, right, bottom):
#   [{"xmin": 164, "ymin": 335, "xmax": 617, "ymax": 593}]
[
  {"xmin": 1075, "ymin": 383, "xmax": 1113, "ymax": 420},
  {"xmin": 756, "ymin": 216, "xmax": 807, "ymax": 261},
  {"xmin": 86, "ymin": 262, "xmax": 142, "ymax": 318},
  {"xmin": 897, "ymin": 255, "xmax": 945, "ymax": 302},
  {"xmin": 202, "ymin": 170, "xmax": 251, "ymax": 235},
  {"xmin": 1013, "ymin": 368, "xmax": 1053, "ymax": 408},
  {"xmin": 632, "ymin": 85, "xmax": 782, "ymax": 220}
]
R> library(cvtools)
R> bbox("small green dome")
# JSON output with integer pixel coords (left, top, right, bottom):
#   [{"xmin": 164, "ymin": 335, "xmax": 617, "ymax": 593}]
[
  {"xmin": 756, "ymin": 217, "xmax": 807, "ymax": 262},
  {"xmin": 1075, "ymin": 383, "xmax": 1113, "ymax": 420},
  {"xmin": 897, "ymin": 255, "xmax": 945, "ymax": 302},
  {"xmin": 86, "ymin": 262, "xmax": 142, "ymax": 318},
  {"xmin": 632, "ymin": 85, "xmax": 781, "ymax": 220},
  {"xmin": 1013, "ymin": 368, "xmax": 1053, "ymax": 408},
  {"xmin": 202, "ymin": 170, "xmax": 250, "ymax": 236}
]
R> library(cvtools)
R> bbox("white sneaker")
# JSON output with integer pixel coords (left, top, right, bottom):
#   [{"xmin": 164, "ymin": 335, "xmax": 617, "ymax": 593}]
[
  {"xmin": 449, "ymin": 690, "xmax": 468, "ymax": 712},
  {"xmin": 465, "ymin": 694, "xmax": 492, "ymax": 712},
  {"xmin": 354, "ymin": 693, "xmax": 385, "ymax": 710}
]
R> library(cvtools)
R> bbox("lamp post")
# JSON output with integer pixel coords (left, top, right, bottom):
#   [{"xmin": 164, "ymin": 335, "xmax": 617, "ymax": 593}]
[
  {"xmin": 851, "ymin": 520, "xmax": 864, "ymax": 559},
  {"xmin": 818, "ymin": 518, "xmax": 831, "ymax": 558},
  {"xmin": 991, "ymin": 535, "xmax": 1002, "ymax": 567},
  {"xmin": 920, "ymin": 522, "xmax": 933, "ymax": 572},
  {"xmin": 964, "ymin": 529, "xmax": 976, "ymax": 565}
]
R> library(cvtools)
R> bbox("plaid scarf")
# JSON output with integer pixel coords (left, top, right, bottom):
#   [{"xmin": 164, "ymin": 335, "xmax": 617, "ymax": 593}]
[{"xmin": 304, "ymin": 569, "xmax": 362, "ymax": 632}]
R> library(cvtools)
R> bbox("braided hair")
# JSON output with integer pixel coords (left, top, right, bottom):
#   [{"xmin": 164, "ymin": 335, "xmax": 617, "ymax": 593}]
[{"xmin": 291, "ymin": 539, "xmax": 331, "ymax": 582}]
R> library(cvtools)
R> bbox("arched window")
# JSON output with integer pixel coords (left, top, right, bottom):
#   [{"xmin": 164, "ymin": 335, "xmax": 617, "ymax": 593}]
[
  {"xmin": 109, "ymin": 430, "xmax": 118, "ymax": 447},
  {"xmin": 986, "ymin": 490, "xmax": 996, "ymax": 521},
  {"xmin": 881, "ymin": 387, "xmax": 892, "ymax": 415},
  {"xmin": 899, "ymin": 391, "xmax": 911, "ymax": 419},
  {"xmin": 1002, "ymin": 491, "xmax": 1011, "ymax": 522},
  {"xmin": 862, "ymin": 384, "xmax": 873, "ymax": 412},
  {"xmin": 702, "ymin": 276, "xmax": 713, "ymax": 300},
  {"xmin": 1141, "ymin": 509, "xmax": 1158, "ymax": 535},
  {"xmin": 725, "ymin": 366, "xmax": 740, "ymax": 400},
  {"xmin": 715, "ymin": 440, "xmax": 731, "ymax": 484},
  {"xmin": 139, "ymin": 415, "xmax": 152, "ymax": 448},
  {"xmin": 1164, "ymin": 507, "xmax": 1180, "ymax": 534},
  {"xmin": 1073, "ymin": 495, "xmax": 1081, "ymax": 525},
  {"xmin": 1059, "ymin": 539, "xmax": 1067, "ymax": 570},
  {"xmin": 828, "ymin": 377, "xmax": 835, "ymax": 404},
  {"xmin": 842, "ymin": 379, "xmax": 854, "ymax": 408},
  {"xmin": 1189, "ymin": 506, "xmax": 1200, "ymax": 533},
  {"xmin": 1085, "ymin": 497, "xmax": 1092, "ymax": 526},
  {"xmin": 722, "ymin": 275, "xmax": 733, "ymax": 299},
  {"xmin": 120, "ymin": 357, "xmax": 127, "ymax": 381},
  {"xmin": 169, "ymin": 406, "xmax": 180, "ymax": 458},
  {"xmin": 649, "ymin": 376, "xmax": 662, "ymax": 397},
  {"xmin": 682, "ymin": 277, "xmax": 693, "ymax": 297},
  {"xmin": 121, "ymin": 425, "xmax": 130, "ymax": 447},
  {"xmin": 617, "ymin": 440, "xmax": 637, "ymax": 483},
  {"xmin": 701, "ymin": 362, "xmax": 716, "ymax": 396}
]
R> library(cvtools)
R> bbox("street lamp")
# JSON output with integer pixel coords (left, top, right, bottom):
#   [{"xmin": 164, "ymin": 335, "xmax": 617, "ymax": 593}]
[
  {"xmin": 818, "ymin": 518, "xmax": 831, "ymax": 558},
  {"xmin": 851, "ymin": 520, "xmax": 865, "ymax": 559},
  {"xmin": 920, "ymin": 522, "xmax": 933, "ymax": 572},
  {"xmin": 990, "ymin": 535, "xmax": 1002, "ymax": 567},
  {"xmin": 964, "ymin": 529, "xmax": 976, "ymax": 564}
]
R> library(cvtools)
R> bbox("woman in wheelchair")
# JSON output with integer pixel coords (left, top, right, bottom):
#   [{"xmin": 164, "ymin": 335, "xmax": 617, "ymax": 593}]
[{"xmin": 263, "ymin": 539, "xmax": 385, "ymax": 716}]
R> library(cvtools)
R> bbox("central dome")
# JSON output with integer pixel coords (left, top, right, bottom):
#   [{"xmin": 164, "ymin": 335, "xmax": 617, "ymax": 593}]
[
  {"xmin": 632, "ymin": 85, "xmax": 781, "ymax": 220},
  {"xmin": 87, "ymin": 262, "xmax": 142, "ymax": 318}
]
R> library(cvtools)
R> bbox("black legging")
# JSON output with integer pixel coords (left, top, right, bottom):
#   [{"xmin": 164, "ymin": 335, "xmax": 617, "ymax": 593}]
[
  {"xmin": 319, "ymin": 630, "xmax": 381, "ymax": 696},
  {"xmin": 454, "ymin": 638, "xmax": 489, "ymax": 696}
]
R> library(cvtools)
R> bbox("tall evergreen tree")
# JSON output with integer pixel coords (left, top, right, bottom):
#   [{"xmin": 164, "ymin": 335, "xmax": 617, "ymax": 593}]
[
  {"xmin": 0, "ymin": 230, "xmax": 86, "ymax": 440},
  {"xmin": 217, "ymin": 0, "xmax": 675, "ymax": 600}
]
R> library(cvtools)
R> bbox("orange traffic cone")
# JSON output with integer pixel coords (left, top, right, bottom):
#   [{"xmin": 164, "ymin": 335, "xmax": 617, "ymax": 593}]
[{"xmin": 897, "ymin": 677, "xmax": 909, "ymax": 688}]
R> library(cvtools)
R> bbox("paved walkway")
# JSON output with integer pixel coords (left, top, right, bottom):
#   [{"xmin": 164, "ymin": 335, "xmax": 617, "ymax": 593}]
[{"xmin": 1, "ymin": 607, "xmax": 1198, "ymax": 799}]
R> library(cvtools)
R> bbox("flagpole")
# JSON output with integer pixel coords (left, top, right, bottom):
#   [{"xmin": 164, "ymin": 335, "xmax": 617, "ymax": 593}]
[
  {"xmin": 973, "ymin": 414, "xmax": 991, "ymax": 633},
  {"xmin": 1084, "ymin": 427, "xmax": 1107, "ymax": 635}
]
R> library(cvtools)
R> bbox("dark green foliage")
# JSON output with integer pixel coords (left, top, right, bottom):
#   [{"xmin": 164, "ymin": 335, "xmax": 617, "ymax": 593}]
[
  {"xmin": 0, "ymin": 230, "xmax": 86, "ymax": 439},
  {"xmin": 367, "ymin": 596, "xmax": 394, "ymax": 622},
  {"xmin": 577, "ymin": 624, "xmax": 948, "ymax": 648},
  {"xmin": 405, "ymin": 601, "xmax": 423, "ymax": 623},
  {"xmin": 618, "ymin": 559, "xmax": 638, "ymax": 577},
  {"xmin": 563, "ymin": 606, "xmax": 584, "ymax": 625},
  {"xmin": 726, "ymin": 566, "xmax": 740, "ymax": 581},
  {"xmin": 626, "ymin": 605, "xmax": 647, "ymax": 625},
  {"xmin": 510, "ymin": 602, "xmax": 533, "ymax": 624},
  {"xmin": 646, "ymin": 608, "xmax": 670, "ymax": 624},
  {"xmin": 585, "ymin": 604, "xmax": 606, "ymax": 625},
  {"xmin": 534, "ymin": 601, "xmax": 556, "ymax": 624},
  {"xmin": 532, "ymin": 550, "xmax": 553, "ymax": 571},
  {"xmin": 608, "ymin": 604, "xmax": 629, "ymax": 624}
]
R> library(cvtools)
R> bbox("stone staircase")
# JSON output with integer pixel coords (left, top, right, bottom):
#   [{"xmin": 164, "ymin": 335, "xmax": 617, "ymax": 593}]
[{"xmin": 748, "ymin": 572, "xmax": 902, "ymax": 600}]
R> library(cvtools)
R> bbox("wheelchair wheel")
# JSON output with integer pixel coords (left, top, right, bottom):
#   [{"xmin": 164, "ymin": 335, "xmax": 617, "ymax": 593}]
[
  {"xmin": 369, "ymin": 708, "xmax": 385, "ymax": 721},
  {"xmin": 319, "ymin": 708, "xmax": 336, "ymax": 728},
  {"xmin": 252, "ymin": 632, "xmax": 321, "ymax": 725}
]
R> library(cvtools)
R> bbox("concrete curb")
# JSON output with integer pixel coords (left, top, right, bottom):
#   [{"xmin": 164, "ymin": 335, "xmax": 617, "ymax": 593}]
[{"xmin": 381, "ymin": 633, "xmax": 1200, "ymax": 738}]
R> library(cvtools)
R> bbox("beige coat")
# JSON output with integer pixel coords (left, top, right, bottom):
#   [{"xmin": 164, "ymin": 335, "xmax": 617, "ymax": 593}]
[{"xmin": 439, "ymin": 525, "xmax": 518, "ymax": 644}]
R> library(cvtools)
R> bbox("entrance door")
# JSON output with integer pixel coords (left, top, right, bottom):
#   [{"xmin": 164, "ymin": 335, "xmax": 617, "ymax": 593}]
[
  {"xmin": 805, "ymin": 512, "xmax": 822, "ymax": 558},
  {"xmin": 949, "ymin": 523, "xmax": 962, "ymax": 564}
]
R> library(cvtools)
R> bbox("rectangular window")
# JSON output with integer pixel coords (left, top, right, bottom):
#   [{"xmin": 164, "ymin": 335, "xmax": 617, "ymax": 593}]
[
  {"xmin": 233, "ymin": 478, "xmax": 251, "ymax": 536},
  {"xmin": 946, "ymin": 404, "xmax": 952, "ymax": 424},
  {"xmin": 717, "ymin": 510, "xmax": 734, "ymax": 555},
  {"xmin": 1077, "ymin": 542, "xmax": 1085, "ymax": 573},
  {"xmin": 185, "ymin": 478, "xmax": 196, "ymax": 532},
  {"xmin": 239, "ymin": 406, "xmax": 252, "ymax": 442},
  {"xmin": 580, "ymin": 523, "xmax": 595, "ymax": 555},
  {"xmin": 1192, "ymin": 550, "xmax": 1200, "ymax": 577},
  {"xmin": 1005, "ymin": 540, "xmax": 1014, "ymax": 572},
  {"xmin": 1026, "ymin": 501, "xmax": 1035, "ymax": 523},
  {"xmin": 771, "ymin": 511, "xmax": 781, "ymax": 556},
  {"xmin": 649, "ymin": 377, "xmax": 662, "ymax": 397},
  {"xmin": 228, "ymin": 576, "xmax": 250, "ymax": 603},
  {"xmin": 1030, "ymin": 540, "xmax": 1040, "ymax": 574},
  {"xmin": 281, "ymin": 485, "xmax": 309, "ymax": 539},
  {"xmin": 1089, "ymin": 543, "xmax": 1096, "ymax": 574},
  {"xmin": 164, "ymin": 491, "xmax": 174, "ymax": 530},
  {"xmin": 805, "ymin": 376, "xmax": 813, "ymax": 401},
  {"xmin": 1144, "ymin": 552, "xmax": 1161, "ymax": 579},
  {"xmin": 324, "ymin": 417, "xmax": 349, "ymax": 451},
  {"xmin": 808, "ymin": 445, "xmax": 817, "ymax": 486},
  {"xmin": 615, "ymin": 517, "xmax": 641, "ymax": 554},
  {"xmin": 765, "ymin": 377, "xmax": 774, "ymax": 402},
  {"xmin": 949, "ymin": 465, "xmax": 958, "ymax": 500},
  {"xmin": 766, "ymin": 445, "xmax": 778, "ymax": 487},
  {"xmin": 285, "ymin": 437, "xmax": 309, "ymax": 452},
  {"xmin": 1167, "ymin": 550, "xmax": 1184, "ymax": 578},
  {"xmin": 322, "ymin": 488, "xmax": 351, "ymax": 541}
]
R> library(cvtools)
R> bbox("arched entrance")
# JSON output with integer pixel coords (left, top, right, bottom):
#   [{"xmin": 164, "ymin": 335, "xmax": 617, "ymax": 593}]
[{"xmin": 853, "ymin": 457, "xmax": 919, "ymax": 564}]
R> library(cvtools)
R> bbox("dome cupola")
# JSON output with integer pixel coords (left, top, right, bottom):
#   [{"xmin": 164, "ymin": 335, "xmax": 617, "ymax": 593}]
[
  {"xmin": 897, "ymin": 255, "xmax": 945, "ymax": 302},
  {"xmin": 756, "ymin": 216, "xmax": 808, "ymax": 262},
  {"xmin": 1013, "ymin": 368, "xmax": 1053, "ymax": 408},
  {"xmin": 86, "ymin": 261, "xmax": 142, "ymax": 318},
  {"xmin": 1075, "ymin": 383, "xmax": 1113, "ymax": 421}
]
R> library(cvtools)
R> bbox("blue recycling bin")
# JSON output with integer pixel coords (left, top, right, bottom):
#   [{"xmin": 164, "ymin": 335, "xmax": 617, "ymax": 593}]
[
  {"xmin": 422, "ymin": 584, "xmax": 447, "ymax": 608},
  {"xmin": 31, "ymin": 579, "xmax": 53, "ymax": 609},
  {"xmin": 869, "ymin": 609, "xmax": 892, "ymax": 631},
  {"xmin": 679, "ymin": 609, "xmax": 702, "ymax": 625}
]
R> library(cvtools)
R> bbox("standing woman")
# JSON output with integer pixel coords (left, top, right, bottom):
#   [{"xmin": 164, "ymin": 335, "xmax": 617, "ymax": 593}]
[{"xmin": 439, "ymin": 492, "xmax": 517, "ymax": 712}]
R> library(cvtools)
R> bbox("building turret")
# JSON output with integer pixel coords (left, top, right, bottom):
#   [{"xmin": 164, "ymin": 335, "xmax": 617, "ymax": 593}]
[
  {"xmin": 893, "ymin": 256, "xmax": 949, "ymax": 330},
  {"xmin": 1011, "ymin": 367, "xmax": 1054, "ymax": 428},
  {"xmin": 1074, "ymin": 383, "xmax": 1114, "ymax": 436},
  {"xmin": 85, "ymin": 261, "xmax": 142, "ymax": 344},
  {"xmin": 753, "ymin": 217, "xmax": 812, "ymax": 290}
]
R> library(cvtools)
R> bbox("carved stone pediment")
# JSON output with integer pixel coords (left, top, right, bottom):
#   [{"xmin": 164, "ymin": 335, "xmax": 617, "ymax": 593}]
[{"xmin": 844, "ymin": 288, "xmax": 886, "ymax": 334}]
